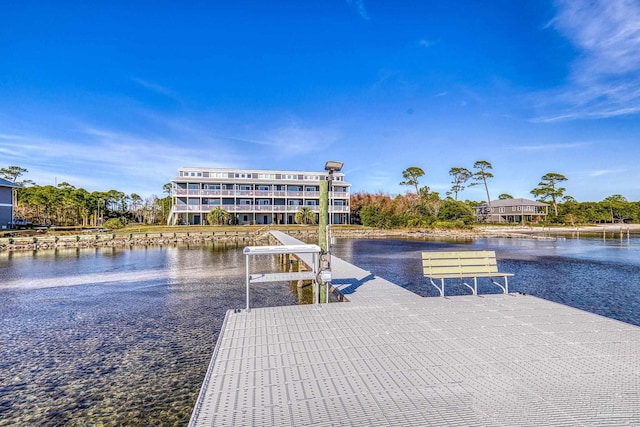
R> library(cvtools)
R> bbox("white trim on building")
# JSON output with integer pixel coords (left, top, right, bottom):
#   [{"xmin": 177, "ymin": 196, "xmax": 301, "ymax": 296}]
[{"xmin": 168, "ymin": 167, "xmax": 351, "ymax": 225}]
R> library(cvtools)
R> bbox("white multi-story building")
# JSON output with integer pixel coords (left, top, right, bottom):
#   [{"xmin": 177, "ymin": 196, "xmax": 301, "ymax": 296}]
[{"xmin": 168, "ymin": 167, "xmax": 351, "ymax": 225}]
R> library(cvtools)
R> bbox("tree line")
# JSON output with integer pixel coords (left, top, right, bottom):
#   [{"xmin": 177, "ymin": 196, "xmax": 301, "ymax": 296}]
[
  {"xmin": 351, "ymin": 162, "xmax": 640, "ymax": 228},
  {"xmin": 5, "ymin": 162, "xmax": 640, "ymax": 229},
  {"xmin": 1, "ymin": 166, "xmax": 171, "ymax": 227}
]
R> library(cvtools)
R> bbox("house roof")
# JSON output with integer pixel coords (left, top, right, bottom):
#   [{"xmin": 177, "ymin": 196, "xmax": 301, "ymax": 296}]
[
  {"xmin": 479, "ymin": 198, "xmax": 548, "ymax": 207},
  {"xmin": 0, "ymin": 177, "xmax": 19, "ymax": 188}
]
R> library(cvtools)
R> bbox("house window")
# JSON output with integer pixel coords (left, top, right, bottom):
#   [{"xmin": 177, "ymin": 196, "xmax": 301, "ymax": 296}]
[{"xmin": 499, "ymin": 207, "xmax": 505, "ymax": 213}]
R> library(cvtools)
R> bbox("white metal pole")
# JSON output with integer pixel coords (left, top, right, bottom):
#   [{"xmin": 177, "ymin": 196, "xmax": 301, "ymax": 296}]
[{"xmin": 245, "ymin": 255, "xmax": 250, "ymax": 312}]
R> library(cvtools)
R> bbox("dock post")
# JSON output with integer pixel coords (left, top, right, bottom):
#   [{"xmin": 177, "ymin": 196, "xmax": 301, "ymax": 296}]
[
  {"xmin": 319, "ymin": 180, "xmax": 328, "ymax": 252},
  {"xmin": 318, "ymin": 179, "xmax": 329, "ymax": 304},
  {"xmin": 245, "ymin": 254, "xmax": 250, "ymax": 312}
]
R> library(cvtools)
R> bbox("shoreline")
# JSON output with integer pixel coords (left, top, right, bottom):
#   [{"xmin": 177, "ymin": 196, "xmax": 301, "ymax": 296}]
[{"xmin": 1, "ymin": 224, "xmax": 638, "ymax": 253}]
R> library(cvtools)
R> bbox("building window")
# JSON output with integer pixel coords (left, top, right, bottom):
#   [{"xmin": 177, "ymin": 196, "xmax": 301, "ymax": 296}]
[{"xmin": 499, "ymin": 207, "xmax": 505, "ymax": 213}]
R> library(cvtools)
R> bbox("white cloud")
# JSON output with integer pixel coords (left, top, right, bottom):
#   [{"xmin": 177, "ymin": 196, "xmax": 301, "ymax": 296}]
[
  {"xmin": 0, "ymin": 124, "xmax": 240, "ymax": 196},
  {"xmin": 588, "ymin": 168, "xmax": 623, "ymax": 177},
  {"xmin": 537, "ymin": 0, "xmax": 640, "ymax": 121},
  {"xmin": 131, "ymin": 77, "xmax": 178, "ymax": 99},
  {"xmin": 419, "ymin": 39, "xmax": 435, "ymax": 48},
  {"xmin": 0, "ymin": 113, "xmax": 345, "ymax": 196},
  {"xmin": 264, "ymin": 123, "xmax": 341, "ymax": 158},
  {"xmin": 514, "ymin": 142, "xmax": 590, "ymax": 151},
  {"xmin": 347, "ymin": 0, "xmax": 370, "ymax": 21}
]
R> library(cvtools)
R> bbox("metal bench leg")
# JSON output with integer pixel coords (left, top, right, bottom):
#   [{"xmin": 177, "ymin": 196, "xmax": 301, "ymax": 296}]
[
  {"xmin": 461, "ymin": 278, "xmax": 477, "ymax": 296},
  {"xmin": 490, "ymin": 276, "xmax": 509, "ymax": 294},
  {"xmin": 429, "ymin": 278, "xmax": 445, "ymax": 297}
]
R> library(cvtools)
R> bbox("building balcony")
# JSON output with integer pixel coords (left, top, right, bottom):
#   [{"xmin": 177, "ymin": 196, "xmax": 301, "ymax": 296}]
[
  {"xmin": 171, "ymin": 205, "xmax": 350, "ymax": 213},
  {"xmin": 172, "ymin": 188, "xmax": 350, "ymax": 198}
]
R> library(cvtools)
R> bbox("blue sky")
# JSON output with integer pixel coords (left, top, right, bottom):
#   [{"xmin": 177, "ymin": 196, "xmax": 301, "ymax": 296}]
[{"xmin": 1, "ymin": 0, "xmax": 640, "ymax": 202}]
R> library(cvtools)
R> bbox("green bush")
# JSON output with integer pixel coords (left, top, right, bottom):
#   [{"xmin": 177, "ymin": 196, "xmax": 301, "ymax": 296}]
[
  {"xmin": 103, "ymin": 218, "xmax": 126, "ymax": 229},
  {"xmin": 433, "ymin": 220, "xmax": 469, "ymax": 229}
]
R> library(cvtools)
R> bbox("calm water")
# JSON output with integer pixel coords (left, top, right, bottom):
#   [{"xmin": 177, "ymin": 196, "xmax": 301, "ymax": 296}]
[
  {"xmin": 0, "ymin": 243, "xmax": 304, "ymax": 427},
  {"xmin": 1, "ymin": 236, "xmax": 640, "ymax": 426}
]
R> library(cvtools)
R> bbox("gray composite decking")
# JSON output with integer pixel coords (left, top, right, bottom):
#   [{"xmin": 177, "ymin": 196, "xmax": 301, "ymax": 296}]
[{"xmin": 189, "ymin": 231, "xmax": 640, "ymax": 426}]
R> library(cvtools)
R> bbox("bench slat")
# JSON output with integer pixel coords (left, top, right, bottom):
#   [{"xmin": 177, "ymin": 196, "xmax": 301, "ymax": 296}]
[
  {"xmin": 421, "ymin": 250, "xmax": 495, "ymax": 259},
  {"xmin": 425, "ymin": 258, "xmax": 497, "ymax": 267},
  {"xmin": 423, "ymin": 265, "xmax": 499, "ymax": 275}
]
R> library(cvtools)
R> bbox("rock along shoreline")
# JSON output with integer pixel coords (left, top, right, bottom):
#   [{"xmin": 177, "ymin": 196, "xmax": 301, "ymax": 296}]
[{"xmin": 1, "ymin": 224, "xmax": 638, "ymax": 253}]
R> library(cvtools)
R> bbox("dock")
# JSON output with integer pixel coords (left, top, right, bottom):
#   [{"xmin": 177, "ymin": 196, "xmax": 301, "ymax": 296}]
[{"xmin": 189, "ymin": 231, "xmax": 640, "ymax": 426}]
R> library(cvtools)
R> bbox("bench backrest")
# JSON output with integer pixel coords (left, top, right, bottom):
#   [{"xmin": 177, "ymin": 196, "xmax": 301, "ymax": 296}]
[{"xmin": 422, "ymin": 250, "xmax": 499, "ymax": 277}]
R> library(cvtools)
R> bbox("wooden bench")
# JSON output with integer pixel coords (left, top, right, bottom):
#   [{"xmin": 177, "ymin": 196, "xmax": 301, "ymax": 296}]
[{"xmin": 422, "ymin": 250, "xmax": 513, "ymax": 297}]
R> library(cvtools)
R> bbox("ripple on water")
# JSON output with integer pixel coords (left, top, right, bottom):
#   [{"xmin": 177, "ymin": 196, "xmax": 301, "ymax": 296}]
[{"xmin": 0, "ymin": 244, "xmax": 299, "ymax": 426}]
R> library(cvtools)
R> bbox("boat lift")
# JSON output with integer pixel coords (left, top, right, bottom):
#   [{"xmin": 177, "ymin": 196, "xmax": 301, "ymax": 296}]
[{"xmin": 243, "ymin": 244, "xmax": 321, "ymax": 311}]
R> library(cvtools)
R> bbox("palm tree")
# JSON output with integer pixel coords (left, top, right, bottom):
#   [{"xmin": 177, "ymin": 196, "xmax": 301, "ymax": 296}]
[
  {"xmin": 295, "ymin": 206, "xmax": 316, "ymax": 225},
  {"xmin": 207, "ymin": 207, "xmax": 231, "ymax": 225}
]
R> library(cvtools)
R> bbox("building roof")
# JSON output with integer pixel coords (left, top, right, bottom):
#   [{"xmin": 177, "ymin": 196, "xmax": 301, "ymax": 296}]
[
  {"xmin": 0, "ymin": 177, "xmax": 18, "ymax": 188},
  {"xmin": 480, "ymin": 197, "xmax": 548, "ymax": 207},
  {"xmin": 173, "ymin": 167, "xmax": 350, "ymax": 186}
]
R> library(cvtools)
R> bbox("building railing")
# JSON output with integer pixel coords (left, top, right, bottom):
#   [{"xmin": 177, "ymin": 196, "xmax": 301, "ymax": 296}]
[
  {"xmin": 172, "ymin": 189, "xmax": 349, "ymax": 198},
  {"xmin": 171, "ymin": 205, "xmax": 350, "ymax": 213}
]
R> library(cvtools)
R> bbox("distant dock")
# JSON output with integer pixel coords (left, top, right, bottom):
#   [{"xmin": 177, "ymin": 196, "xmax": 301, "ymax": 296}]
[{"xmin": 189, "ymin": 231, "xmax": 640, "ymax": 426}]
